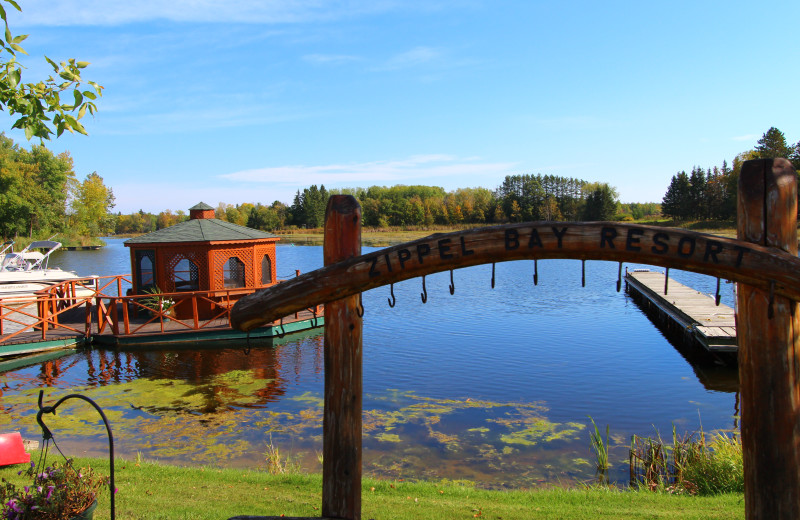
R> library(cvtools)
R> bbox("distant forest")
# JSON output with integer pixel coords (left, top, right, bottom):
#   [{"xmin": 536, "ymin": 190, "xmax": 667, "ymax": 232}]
[
  {"xmin": 114, "ymin": 175, "xmax": 661, "ymax": 235},
  {"xmin": 113, "ymin": 128, "xmax": 800, "ymax": 235},
  {"xmin": 661, "ymin": 127, "xmax": 800, "ymax": 221}
]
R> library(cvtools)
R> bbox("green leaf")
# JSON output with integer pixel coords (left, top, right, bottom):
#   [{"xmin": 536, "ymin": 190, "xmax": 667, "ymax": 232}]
[
  {"xmin": 88, "ymin": 81, "xmax": 102, "ymax": 93},
  {"xmin": 12, "ymin": 33, "xmax": 27, "ymax": 44},
  {"xmin": 45, "ymin": 56, "xmax": 57, "ymax": 70},
  {"xmin": 0, "ymin": 5, "xmax": 7, "ymax": 25},
  {"xmin": 73, "ymin": 89, "xmax": 83, "ymax": 108},
  {"xmin": 82, "ymin": 90, "xmax": 96, "ymax": 100},
  {"xmin": 4, "ymin": 26, "xmax": 11, "ymax": 45},
  {"xmin": 23, "ymin": 122, "xmax": 32, "ymax": 140},
  {"xmin": 64, "ymin": 114, "xmax": 87, "ymax": 135},
  {"xmin": 9, "ymin": 42, "xmax": 26, "ymax": 55},
  {"xmin": 5, "ymin": 1, "xmax": 21, "ymax": 12},
  {"xmin": 78, "ymin": 103, "xmax": 86, "ymax": 119},
  {"xmin": 76, "ymin": 61, "xmax": 89, "ymax": 68}
]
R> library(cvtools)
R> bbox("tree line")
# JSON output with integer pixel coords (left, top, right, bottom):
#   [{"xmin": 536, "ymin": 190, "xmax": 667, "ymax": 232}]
[
  {"xmin": 114, "ymin": 175, "xmax": 634, "ymax": 235},
  {"xmin": 661, "ymin": 127, "xmax": 800, "ymax": 221},
  {"xmin": 0, "ymin": 134, "xmax": 115, "ymax": 240}
]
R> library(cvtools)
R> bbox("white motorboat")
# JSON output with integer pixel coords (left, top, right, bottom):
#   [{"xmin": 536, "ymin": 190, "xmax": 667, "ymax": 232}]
[{"xmin": 0, "ymin": 241, "xmax": 97, "ymax": 299}]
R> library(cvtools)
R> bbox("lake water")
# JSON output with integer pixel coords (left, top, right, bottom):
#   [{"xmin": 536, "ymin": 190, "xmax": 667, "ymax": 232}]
[{"xmin": 0, "ymin": 237, "xmax": 738, "ymax": 488}]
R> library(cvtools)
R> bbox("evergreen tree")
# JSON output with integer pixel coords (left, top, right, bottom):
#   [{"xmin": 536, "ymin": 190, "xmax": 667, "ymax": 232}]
[
  {"xmin": 582, "ymin": 184, "xmax": 618, "ymax": 220},
  {"xmin": 755, "ymin": 127, "xmax": 791, "ymax": 159},
  {"xmin": 662, "ymin": 172, "xmax": 692, "ymax": 220},
  {"xmin": 688, "ymin": 167, "xmax": 707, "ymax": 219},
  {"xmin": 790, "ymin": 140, "xmax": 800, "ymax": 170}
]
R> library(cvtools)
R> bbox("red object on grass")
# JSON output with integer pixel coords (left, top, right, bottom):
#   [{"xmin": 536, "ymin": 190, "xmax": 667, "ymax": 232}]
[{"xmin": 0, "ymin": 432, "xmax": 31, "ymax": 466}]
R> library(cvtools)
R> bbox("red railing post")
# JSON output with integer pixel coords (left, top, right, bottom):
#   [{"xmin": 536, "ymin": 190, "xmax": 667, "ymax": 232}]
[
  {"xmin": 110, "ymin": 297, "xmax": 120, "ymax": 336},
  {"xmin": 85, "ymin": 300, "xmax": 93, "ymax": 337}
]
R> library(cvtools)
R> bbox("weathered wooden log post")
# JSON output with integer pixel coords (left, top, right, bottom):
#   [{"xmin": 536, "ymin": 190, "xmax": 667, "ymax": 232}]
[
  {"xmin": 322, "ymin": 195, "xmax": 362, "ymax": 520},
  {"xmin": 737, "ymin": 158, "xmax": 800, "ymax": 519}
]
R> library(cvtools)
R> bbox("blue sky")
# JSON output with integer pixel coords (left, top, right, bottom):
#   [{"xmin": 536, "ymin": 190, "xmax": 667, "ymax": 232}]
[{"xmin": 6, "ymin": 0, "xmax": 799, "ymax": 214}]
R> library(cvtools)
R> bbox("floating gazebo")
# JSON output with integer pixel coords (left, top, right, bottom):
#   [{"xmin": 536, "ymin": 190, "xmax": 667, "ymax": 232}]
[{"xmin": 124, "ymin": 202, "xmax": 279, "ymax": 319}]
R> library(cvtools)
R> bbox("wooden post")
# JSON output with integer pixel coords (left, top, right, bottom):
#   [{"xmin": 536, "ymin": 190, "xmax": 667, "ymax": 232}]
[
  {"xmin": 737, "ymin": 158, "xmax": 800, "ymax": 519},
  {"xmin": 322, "ymin": 195, "xmax": 362, "ymax": 520}
]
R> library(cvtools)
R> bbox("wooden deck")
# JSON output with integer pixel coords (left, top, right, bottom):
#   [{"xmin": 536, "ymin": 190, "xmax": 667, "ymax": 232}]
[
  {"xmin": 625, "ymin": 269, "xmax": 737, "ymax": 353},
  {"xmin": 0, "ymin": 300, "xmax": 323, "ymax": 362}
]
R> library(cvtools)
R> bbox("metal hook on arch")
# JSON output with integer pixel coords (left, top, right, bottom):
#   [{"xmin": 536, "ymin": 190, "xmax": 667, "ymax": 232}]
[
  {"xmin": 581, "ymin": 260, "xmax": 586, "ymax": 287},
  {"xmin": 388, "ymin": 283, "xmax": 396, "ymax": 308},
  {"xmin": 276, "ymin": 317, "xmax": 286, "ymax": 338},
  {"xmin": 449, "ymin": 269, "xmax": 455, "ymax": 295},
  {"xmin": 356, "ymin": 292, "xmax": 364, "ymax": 318},
  {"xmin": 421, "ymin": 275, "xmax": 428, "ymax": 303}
]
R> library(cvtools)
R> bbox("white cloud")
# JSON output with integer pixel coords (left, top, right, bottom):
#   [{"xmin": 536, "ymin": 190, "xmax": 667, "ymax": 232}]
[
  {"xmin": 377, "ymin": 47, "xmax": 444, "ymax": 71},
  {"xmin": 220, "ymin": 155, "xmax": 517, "ymax": 186},
  {"xmin": 303, "ymin": 54, "xmax": 362, "ymax": 65}
]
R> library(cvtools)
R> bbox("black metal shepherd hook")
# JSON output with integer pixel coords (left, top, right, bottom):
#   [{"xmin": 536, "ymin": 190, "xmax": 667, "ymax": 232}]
[
  {"xmin": 491, "ymin": 263, "xmax": 496, "ymax": 289},
  {"xmin": 449, "ymin": 269, "xmax": 455, "ymax": 295},
  {"xmin": 533, "ymin": 259, "xmax": 538, "ymax": 286},
  {"xmin": 388, "ymin": 283, "xmax": 396, "ymax": 308},
  {"xmin": 616, "ymin": 262, "xmax": 623, "ymax": 292},
  {"xmin": 715, "ymin": 278, "xmax": 722, "ymax": 306},
  {"xmin": 421, "ymin": 275, "xmax": 428, "ymax": 303},
  {"xmin": 36, "ymin": 390, "xmax": 116, "ymax": 520}
]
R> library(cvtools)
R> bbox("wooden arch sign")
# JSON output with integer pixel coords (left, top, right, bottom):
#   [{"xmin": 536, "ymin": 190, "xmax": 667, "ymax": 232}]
[
  {"xmin": 229, "ymin": 158, "xmax": 800, "ymax": 520},
  {"xmin": 232, "ymin": 223, "xmax": 800, "ymax": 331}
]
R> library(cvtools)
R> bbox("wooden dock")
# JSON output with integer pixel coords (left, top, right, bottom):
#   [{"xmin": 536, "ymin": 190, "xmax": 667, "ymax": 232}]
[
  {"xmin": 0, "ymin": 296, "xmax": 323, "ymax": 369},
  {"xmin": 625, "ymin": 269, "xmax": 737, "ymax": 354}
]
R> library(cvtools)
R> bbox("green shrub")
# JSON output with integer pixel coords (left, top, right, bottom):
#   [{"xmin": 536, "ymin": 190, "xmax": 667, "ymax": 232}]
[
  {"xmin": 630, "ymin": 428, "xmax": 742, "ymax": 495},
  {"xmin": 679, "ymin": 432, "xmax": 743, "ymax": 495}
]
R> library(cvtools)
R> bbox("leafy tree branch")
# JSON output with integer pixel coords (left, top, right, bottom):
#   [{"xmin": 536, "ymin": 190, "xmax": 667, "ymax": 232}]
[{"xmin": 0, "ymin": 0, "xmax": 102, "ymax": 140}]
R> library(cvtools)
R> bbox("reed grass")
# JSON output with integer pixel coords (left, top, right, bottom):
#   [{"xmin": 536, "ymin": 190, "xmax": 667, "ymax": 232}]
[
  {"xmin": 629, "ymin": 426, "xmax": 743, "ymax": 495},
  {"xmin": 588, "ymin": 416, "xmax": 611, "ymax": 484}
]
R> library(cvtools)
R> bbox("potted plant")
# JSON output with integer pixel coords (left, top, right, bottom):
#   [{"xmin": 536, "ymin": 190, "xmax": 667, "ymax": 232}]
[
  {"xmin": 140, "ymin": 285, "xmax": 175, "ymax": 318},
  {"xmin": 0, "ymin": 459, "xmax": 109, "ymax": 519}
]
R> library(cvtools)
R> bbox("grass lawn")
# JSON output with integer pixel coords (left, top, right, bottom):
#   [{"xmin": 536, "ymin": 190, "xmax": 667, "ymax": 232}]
[{"xmin": 0, "ymin": 457, "xmax": 743, "ymax": 519}]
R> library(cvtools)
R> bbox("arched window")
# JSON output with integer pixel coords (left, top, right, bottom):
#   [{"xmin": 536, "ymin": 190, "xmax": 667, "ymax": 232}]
[
  {"xmin": 136, "ymin": 250, "xmax": 155, "ymax": 290},
  {"xmin": 224, "ymin": 257, "xmax": 245, "ymax": 288},
  {"xmin": 173, "ymin": 258, "xmax": 199, "ymax": 291},
  {"xmin": 261, "ymin": 254, "xmax": 272, "ymax": 285}
]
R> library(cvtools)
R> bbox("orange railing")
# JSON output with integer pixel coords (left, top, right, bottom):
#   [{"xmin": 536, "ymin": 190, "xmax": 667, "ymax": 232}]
[
  {"xmin": 95, "ymin": 287, "xmax": 262, "ymax": 336},
  {"xmin": 0, "ymin": 274, "xmax": 122, "ymax": 344},
  {"xmin": 0, "ymin": 274, "xmax": 319, "ymax": 345}
]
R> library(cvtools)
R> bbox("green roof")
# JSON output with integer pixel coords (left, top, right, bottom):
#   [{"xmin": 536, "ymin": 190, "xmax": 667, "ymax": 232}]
[
  {"xmin": 189, "ymin": 202, "xmax": 214, "ymax": 211},
  {"xmin": 124, "ymin": 218, "xmax": 279, "ymax": 245}
]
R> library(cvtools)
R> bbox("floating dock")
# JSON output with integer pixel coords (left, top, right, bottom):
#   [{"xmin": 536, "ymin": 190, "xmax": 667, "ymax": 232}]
[
  {"xmin": 0, "ymin": 292, "xmax": 323, "ymax": 369},
  {"xmin": 625, "ymin": 269, "xmax": 737, "ymax": 354}
]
